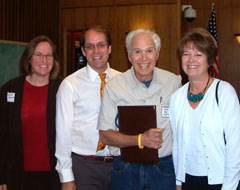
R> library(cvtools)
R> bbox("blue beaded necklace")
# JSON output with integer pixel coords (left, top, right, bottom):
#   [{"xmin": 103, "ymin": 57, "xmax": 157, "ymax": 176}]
[{"xmin": 188, "ymin": 76, "xmax": 210, "ymax": 103}]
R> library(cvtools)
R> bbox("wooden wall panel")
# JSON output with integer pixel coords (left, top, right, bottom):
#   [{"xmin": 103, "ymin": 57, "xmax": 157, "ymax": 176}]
[
  {"xmin": 0, "ymin": 0, "xmax": 59, "ymax": 50},
  {"xmin": 61, "ymin": 0, "xmax": 178, "ymax": 8},
  {"xmin": 60, "ymin": 0, "xmax": 181, "ymax": 75},
  {"xmin": 72, "ymin": 7, "xmax": 116, "ymax": 30},
  {"xmin": 61, "ymin": 9, "xmax": 74, "ymax": 29},
  {"xmin": 113, "ymin": 4, "xmax": 180, "ymax": 72}
]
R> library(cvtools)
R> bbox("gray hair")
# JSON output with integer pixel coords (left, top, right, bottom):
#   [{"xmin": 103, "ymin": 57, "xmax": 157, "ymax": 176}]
[{"xmin": 126, "ymin": 28, "xmax": 161, "ymax": 53}]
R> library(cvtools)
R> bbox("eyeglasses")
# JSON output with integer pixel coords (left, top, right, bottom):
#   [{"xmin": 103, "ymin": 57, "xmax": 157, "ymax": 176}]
[
  {"xmin": 33, "ymin": 53, "xmax": 54, "ymax": 60},
  {"xmin": 84, "ymin": 43, "xmax": 109, "ymax": 51}
]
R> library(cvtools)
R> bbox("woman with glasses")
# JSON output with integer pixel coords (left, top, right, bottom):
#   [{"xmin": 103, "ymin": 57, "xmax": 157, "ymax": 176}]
[{"xmin": 0, "ymin": 35, "xmax": 61, "ymax": 190}]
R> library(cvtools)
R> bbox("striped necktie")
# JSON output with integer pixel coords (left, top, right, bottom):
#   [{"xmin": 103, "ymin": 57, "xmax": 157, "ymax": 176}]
[
  {"xmin": 99, "ymin": 73, "xmax": 106, "ymax": 100},
  {"xmin": 96, "ymin": 73, "xmax": 106, "ymax": 151}
]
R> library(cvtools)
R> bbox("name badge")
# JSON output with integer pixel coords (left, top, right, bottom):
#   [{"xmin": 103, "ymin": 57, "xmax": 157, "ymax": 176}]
[
  {"xmin": 161, "ymin": 107, "xmax": 169, "ymax": 118},
  {"xmin": 7, "ymin": 92, "xmax": 15, "ymax": 103}
]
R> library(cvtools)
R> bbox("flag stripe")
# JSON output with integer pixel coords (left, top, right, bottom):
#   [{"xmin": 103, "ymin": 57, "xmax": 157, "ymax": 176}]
[{"xmin": 207, "ymin": 3, "xmax": 219, "ymax": 77}]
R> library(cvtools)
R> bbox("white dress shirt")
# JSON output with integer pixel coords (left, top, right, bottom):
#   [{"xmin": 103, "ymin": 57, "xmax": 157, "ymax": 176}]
[{"xmin": 55, "ymin": 63, "xmax": 120, "ymax": 183}]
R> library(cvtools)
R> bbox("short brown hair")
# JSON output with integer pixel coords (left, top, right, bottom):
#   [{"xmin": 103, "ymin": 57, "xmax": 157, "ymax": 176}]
[
  {"xmin": 19, "ymin": 35, "xmax": 60, "ymax": 79},
  {"xmin": 178, "ymin": 27, "xmax": 217, "ymax": 66},
  {"xmin": 80, "ymin": 25, "xmax": 111, "ymax": 47}
]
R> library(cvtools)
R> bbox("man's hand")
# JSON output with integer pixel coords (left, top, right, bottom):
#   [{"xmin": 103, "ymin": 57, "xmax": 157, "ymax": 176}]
[
  {"xmin": 176, "ymin": 185, "xmax": 182, "ymax": 190},
  {"xmin": 61, "ymin": 181, "xmax": 76, "ymax": 190},
  {"xmin": 0, "ymin": 184, "xmax": 7, "ymax": 190},
  {"xmin": 141, "ymin": 128, "xmax": 164, "ymax": 149}
]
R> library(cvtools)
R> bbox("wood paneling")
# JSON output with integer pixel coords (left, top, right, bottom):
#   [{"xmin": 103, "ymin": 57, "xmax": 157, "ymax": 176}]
[
  {"xmin": 114, "ymin": 4, "xmax": 180, "ymax": 72},
  {"xmin": 61, "ymin": 0, "xmax": 178, "ymax": 9},
  {"xmin": 0, "ymin": 0, "xmax": 59, "ymax": 50},
  {"xmin": 59, "ymin": 0, "xmax": 181, "ymax": 75},
  {"xmin": 181, "ymin": 0, "xmax": 240, "ymax": 97},
  {"xmin": 2, "ymin": 0, "xmax": 239, "ymax": 96}
]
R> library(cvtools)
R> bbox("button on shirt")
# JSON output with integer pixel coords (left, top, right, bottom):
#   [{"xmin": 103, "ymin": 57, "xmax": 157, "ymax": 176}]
[{"xmin": 55, "ymin": 63, "xmax": 120, "ymax": 183}]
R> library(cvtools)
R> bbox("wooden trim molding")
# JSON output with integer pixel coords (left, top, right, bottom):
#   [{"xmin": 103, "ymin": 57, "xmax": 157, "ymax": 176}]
[{"xmin": 61, "ymin": 0, "xmax": 178, "ymax": 9}]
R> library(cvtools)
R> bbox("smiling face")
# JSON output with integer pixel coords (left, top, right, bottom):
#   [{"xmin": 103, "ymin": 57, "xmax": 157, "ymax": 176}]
[
  {"xmin": 29, "ymin": 42, "xmax": 54, "ymax": 80},
  {"xmin": 128, "ymin": 33, "xmax": 159, "ymax": 82},
  {"xmin": 81, "ymin": 29, "xmax": 111, "ymax": 73},
  {"xmin": 181, "ymin": 42, "xmax": 209, "ymax": 80}
]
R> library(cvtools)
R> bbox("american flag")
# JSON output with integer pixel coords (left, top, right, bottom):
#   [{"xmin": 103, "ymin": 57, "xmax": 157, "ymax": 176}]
[{"xmin": 207, "ymin": 3, "xmax": 219, "ymax": 78}]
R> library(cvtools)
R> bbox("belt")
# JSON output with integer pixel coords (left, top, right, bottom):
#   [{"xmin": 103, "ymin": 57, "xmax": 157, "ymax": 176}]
[
  {"xmin": 114, "ymin": 154, "xmax": 172, "ymax": 164},
  {"xmin": 76, "ymin": 153, "xmax": 114, "ymax": 162}
]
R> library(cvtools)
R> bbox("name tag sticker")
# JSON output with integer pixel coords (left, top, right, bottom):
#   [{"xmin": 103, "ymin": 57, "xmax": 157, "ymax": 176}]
[
  {"xmin": 7, "ymin": 92, "xmax": 15, "ymax": 103},
  {"xmin": 161, "ymin": 107, "xmax": 169, "ymax": 118}
]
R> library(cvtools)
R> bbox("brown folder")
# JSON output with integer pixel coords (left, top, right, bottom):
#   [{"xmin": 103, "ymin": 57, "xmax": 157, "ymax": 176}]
[{"xmin": 117, "ymin": 105, "xmax": 158, "ymax": 165}]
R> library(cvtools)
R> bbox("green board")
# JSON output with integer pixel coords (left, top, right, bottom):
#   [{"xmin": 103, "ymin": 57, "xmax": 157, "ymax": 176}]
[{"xmin": 0, "ymin": 40, "xmax": 27, "ymax": 87}]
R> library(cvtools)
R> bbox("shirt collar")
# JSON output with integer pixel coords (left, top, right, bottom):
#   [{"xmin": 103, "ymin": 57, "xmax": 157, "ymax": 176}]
[
  {"xmin": 129, "ymin": 66, "xmax": 157, "ymax": 88},
  {"xmin": 86, "ymin": 63, "xmax": 111, "ymax": 82}
]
